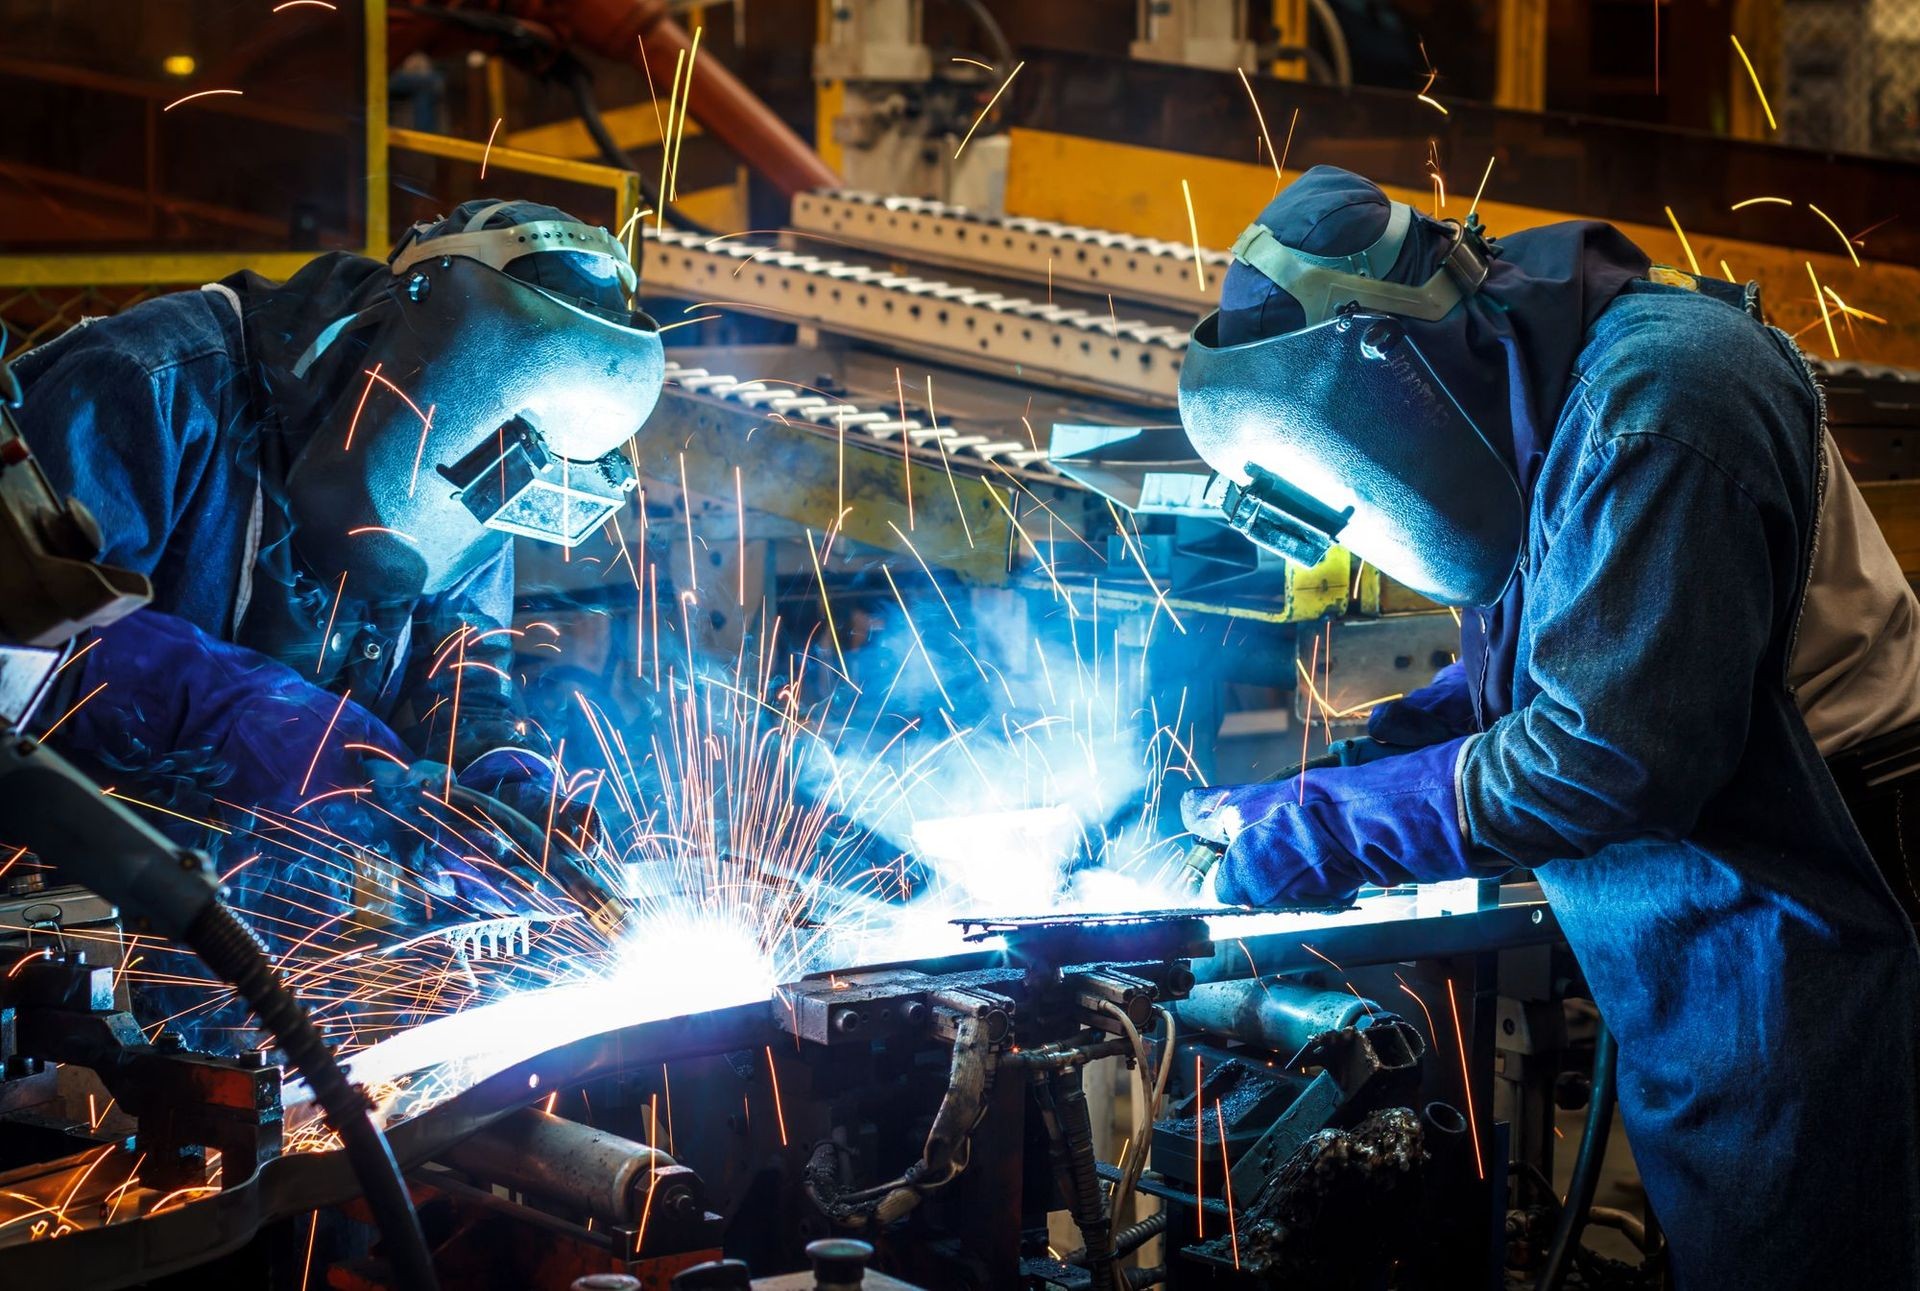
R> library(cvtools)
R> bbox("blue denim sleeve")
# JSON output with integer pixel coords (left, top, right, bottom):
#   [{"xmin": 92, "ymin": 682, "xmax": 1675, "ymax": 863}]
[
  {"xmin": 1461, "ymin": 432, "xmax": 1774, "ymax": 861},
  {"xmin": 12, "ymin": 340, "xmax": 206, "ymax": 576}
]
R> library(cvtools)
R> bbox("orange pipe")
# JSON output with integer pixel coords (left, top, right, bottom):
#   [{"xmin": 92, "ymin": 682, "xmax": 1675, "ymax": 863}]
[{"xmin": 392, "ymin": 0, "xmax": 840, "ymax": 198}]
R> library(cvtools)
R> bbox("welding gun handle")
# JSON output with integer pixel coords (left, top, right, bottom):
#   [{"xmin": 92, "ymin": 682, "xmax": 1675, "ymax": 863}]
[{"xmin": 1180, "ymin": 840, "xmax": 1226, "ymax": 894}]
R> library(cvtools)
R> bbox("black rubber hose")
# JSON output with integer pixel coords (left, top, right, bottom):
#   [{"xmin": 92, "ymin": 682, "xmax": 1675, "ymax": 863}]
[
  {"xmin": 564, "ymin": 64, "xmax": 715, "ymax": 240},
  {"xmin": 937, "ymin": 0, "xmax": 1014, "ymax": 70},
  {"xmin": 186, "ymin": 902, "xmax": 440, "ymax": 1290},
  {"xmin": 1050, "ymin": 1066, "xmax": 1114, "ymax": 1289},
  {"xmin": 1537, "ymin": 1017, "xmax": 1617, "ymax": 1291}
]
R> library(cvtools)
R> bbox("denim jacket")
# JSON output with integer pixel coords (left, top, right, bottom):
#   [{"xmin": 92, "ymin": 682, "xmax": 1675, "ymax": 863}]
[{"xmin": 1466, "ymin": 279, "xmax": 1920, "ymax": 1286}]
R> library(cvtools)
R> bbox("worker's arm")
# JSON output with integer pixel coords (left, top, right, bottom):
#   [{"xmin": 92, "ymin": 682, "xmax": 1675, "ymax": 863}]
[
  {"xmin": 1190, "ymin": 425, "xmax": 1778, "ymax": 906},
  {"xmin": 1461, "ymin": 431, "xmax": 1774, "ymax": 862},
  {"xmin": 44, "ymin": 609, "xmax": 559, "ymax": 917},
  {"xmin": 9, "ymin": 331, "xmax": 217, "ymax": 576}
]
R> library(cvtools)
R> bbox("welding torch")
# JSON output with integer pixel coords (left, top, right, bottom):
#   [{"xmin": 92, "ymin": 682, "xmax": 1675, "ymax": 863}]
[{"xmin": 443, "ymin": 783, "xmax": 633, "ymax": 942}]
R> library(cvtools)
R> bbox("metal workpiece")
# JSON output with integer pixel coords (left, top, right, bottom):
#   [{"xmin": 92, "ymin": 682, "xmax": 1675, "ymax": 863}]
[
  {"xmin": 792, "ymin": 190, "xmax": 1227, "ymax": 312},
  {"xmin": 1169, "ymin": 978, "xmax": 1378, "ymax": 1056},
  {"xmin": 640, "ymin": 227, "xmax": 1188, "ymax": 404},
  {"xmin": 437, "ymin": 1107, "xmax": 678, "ymax": 1225}
]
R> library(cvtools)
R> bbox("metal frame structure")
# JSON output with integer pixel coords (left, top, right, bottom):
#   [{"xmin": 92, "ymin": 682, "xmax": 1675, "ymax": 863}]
[{"xmin": 0, "ymin": 0, "xmax": 390, "ymax": 289}]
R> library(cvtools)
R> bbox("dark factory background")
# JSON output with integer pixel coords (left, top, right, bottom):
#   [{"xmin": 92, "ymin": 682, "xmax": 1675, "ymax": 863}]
[{"xmin": 1, "ymin": 3, "xmax": 1918, "ymax": 1290}]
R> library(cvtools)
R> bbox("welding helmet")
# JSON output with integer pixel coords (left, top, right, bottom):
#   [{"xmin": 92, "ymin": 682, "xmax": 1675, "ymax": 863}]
[
  {"xmin": 1178, "ymin": 174, "xmax": 1524, "ymax": 607},
  {"xmin": 283, "ymin": 201, "xmax": 663, "ymax": 603}
]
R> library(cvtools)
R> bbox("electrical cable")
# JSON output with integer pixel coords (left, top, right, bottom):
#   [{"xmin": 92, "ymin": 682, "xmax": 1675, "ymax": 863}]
[
  {"xmin": 1305, "ymin": 0, "xmax": 1354, "ymax": 86},
  {"xmin": 187, "ymin": 902, "xmax": 441, "ymax": 1290},
  {"xmin": 562, "ymin": 63, "xmax": 716, "ymax": 239},
  {"xmin": 1537, "ymin": 1017, "xmax": 1617, "ymax": 1291},
  {"xmin": 936, "ymin": 0, "xmax": 1013, "ymax": 71}
]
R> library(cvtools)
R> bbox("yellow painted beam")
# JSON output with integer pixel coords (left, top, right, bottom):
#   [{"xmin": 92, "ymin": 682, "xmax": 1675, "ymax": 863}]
[
  {"xmin": 504, "ymin": 102, "xmax": 699, "ymax": 159},
  {"xmin": 1004, "ymin": 127, "xmax": 1920, "ymax": 369}
]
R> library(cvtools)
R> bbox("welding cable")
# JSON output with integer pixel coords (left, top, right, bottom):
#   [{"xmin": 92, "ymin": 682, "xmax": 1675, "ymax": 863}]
[
  {"xmin": 1092, "ymin": 1003, "xmax": 1175, "ymax": 1279},
  {"xmin": 1537, "ymin": 1017, "xmax": 1618, "ymax": 1291},
  {"xmin": 186, "ymin": 901, "xmax": 440, "ymax": 1289}
]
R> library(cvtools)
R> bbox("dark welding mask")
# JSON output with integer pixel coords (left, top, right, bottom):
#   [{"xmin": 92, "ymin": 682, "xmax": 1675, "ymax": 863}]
[
  {"xmin": 284, "ymin": 212, "xmax": 662, "ymax": 603},
  {"xmin": 1178, "ymin": 202, "xmax": 1525, "ymax": 607}
]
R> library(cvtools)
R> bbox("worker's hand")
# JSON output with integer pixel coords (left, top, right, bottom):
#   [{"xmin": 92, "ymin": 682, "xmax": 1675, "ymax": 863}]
[
  {"xmin": 1368, "ymin": 661, "xmax": 1478, "ymax": 749},
  {"xmin": 44, "ymin": 608, "xmax": 420, "ymax": 811},
  {"xmin": 1180, "ymin": 736, "xmax": 1491, "ymax": 907},
  {"xmin": 451, "ymin": 751, "xmax": 632, "ymax": 937}
]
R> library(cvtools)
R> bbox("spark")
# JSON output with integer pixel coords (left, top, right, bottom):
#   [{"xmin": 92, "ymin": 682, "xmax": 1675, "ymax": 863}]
[
  {"xmin": 655, "ymin": 314, "xmax": 723, "ymax": 334},
  {"xmin": 301, "ymin": 693, "xmax": 351, "ymax": 802},
  {"xmin": 1468, "ymin": 155, "xmax": 1495, "ymax": 218},
  {"xmin": 1215, "ymin": 1100, "xmax": 1240, "ymax": 1268},
  {"xmin": 895, "ymin": 367, "xmax": 915, "ymax": 528},
  {"xmin": 951, "ymin": 56, "xmax": 993, "ymax": 70},
  {"xmin": 678, "ymin": 452, "xmax": 699, "ymax": 594},
  {"xmin": 881, "ymin": 565, "xmax": 953, "ymax": 708},
  {"xmin": 668, "ymin": 25, "xmax": 702, "ymax": 202},
  {"xmin": 406, "ymin": 404, "xmax": 438, "ymax": 498},
  {"xmin": 1731, "ymin": 196, "xmax": 1790, "ymax": 210},
  {"xmin": 1300, "ymin": 942, "xmax": 1343, "ymax": 972},
  {"xmin": 1180, "ymin": 179, "xmax": 1208, "ymax": 291},
  {"xmin": 38, "ymin": 681, "xmax": 108, "ymax": 741},
  {"xmin": 1445, "ymin": 978, "xmax": 1485, "ymax": 1180},
  {"xmin": 804, "ymin": 529, "xmax": 848, "ymax": 679},
  {"xmin": 1277, "ymin": 107, "xmax": 1300, "ymax": 179},
  {"xmin": 316, "ymin": 571, "xmax": 347, "ymax": 675},
  {"xmin": 1806, "ymin": 204, "xmax": 1862, "ymax": 267},
  {"xmin": 1417, "ymin": 94, "xmax": 1449, "ymax": 115},
  {"xmin": 954, "ymin": 59, "xmax": 1024, "ymax": 159},
  {"xmin": 1237, "ymin": 68, "xmax": 1282, "ymax": 187},
  {"xmin": 274, "ymin": 0, "xmax": 337, "ymax": 9},
  {"xmin": 924, "ymin": 376, "xmax": 974, "ymax": 547},
  {"xmin": 735, "ymin": 465, "xmax": 747, "ymax": 607},
  {"xmin": 301, "ymin": 1212, "xmax": 319, "ymax": 1288},
  {"xmin": 1808, "ymin": 261, "xmax": 1840, "ymax": 358},
  {"xmin": 53, "ymin": 636, "xmax": 99, "ymax": 674},
  {"xmin": 480, "ymin": 117, "xmax": 502, "ymax": 179},
  {"xmin": 656, "ymin": 49, "xmax": 688, "ymax": 232},
  {"xmin": 1663, "ymin": 205, "xmax": 1702, "ymax": 276},
  {"xmin": 1824, "ymin": 286, "xmax": 1885, "ymax": 323},
  {"xmin": 765, "ymin": 1044, "xmax": 789, "ymax": 1145},
  {"xmin": 162, "ymin": 89, "xmax": 241, "ymax": 112},
  {"xmin": 1730, "ymin": 35, "xmax": 1777, "ymax": 131}
]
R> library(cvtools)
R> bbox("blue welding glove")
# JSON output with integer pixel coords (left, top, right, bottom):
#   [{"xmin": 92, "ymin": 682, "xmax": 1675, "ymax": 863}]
[
  {"xmin": 1182, "ymin": 736, "xmax": 1492, "ymax": 907},
  {"xmin": 44, "ymin": 610, "xmax": 539, "ymax": 919},
  {"xmin": 1367, "ymin": 661, "xmax": 1477, "ymax": 749},
  {"xmin": 45, "ymin": 608, "xmax": 415, "ymax": 811}
]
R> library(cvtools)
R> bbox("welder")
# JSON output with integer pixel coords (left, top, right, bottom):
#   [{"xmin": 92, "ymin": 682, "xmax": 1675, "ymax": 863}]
[
  {"xmin": 1179, "ymin": 166, "xmax": 1920, "ymax": 1286},
  {"xmin": 10, "ymin": 199, "xmax": 662, "ymax": 942}
]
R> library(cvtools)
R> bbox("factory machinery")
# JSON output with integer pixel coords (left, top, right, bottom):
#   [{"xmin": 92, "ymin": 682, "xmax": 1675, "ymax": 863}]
[
  {"xmin": 9, "ymin": 7, "xmax": 1920, "ymax": 1284},
  {"xmin": 0, "ymin": 176, "xmax": 1674, "ymax": 1291},
  {"xmin": 0, "ymin": 889, "xmax": 1569, "ymax": 1288}
]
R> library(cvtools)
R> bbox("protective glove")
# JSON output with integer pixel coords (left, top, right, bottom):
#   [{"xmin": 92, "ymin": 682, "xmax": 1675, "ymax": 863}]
[
  {"xmin": 1181, "ymin": 736, "xmax": 1490, "ymax": 907},
  {"xmin": 46, "ymin": 608, "xmax": 414, "ymax": 810},
  {"xmin": 1367, "ymin": 661, "xmax": 1478, "ymax": 750},
  {"xmin": 45, "ymin": 610, "xmax": 546, "ymax": 920}
]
